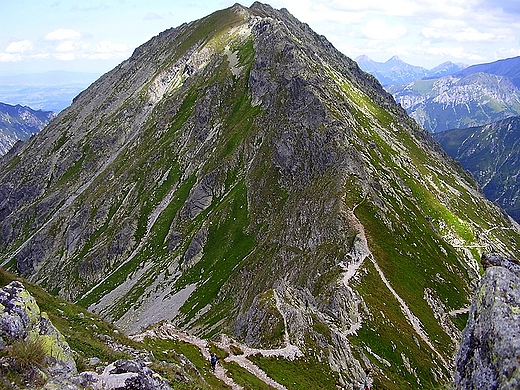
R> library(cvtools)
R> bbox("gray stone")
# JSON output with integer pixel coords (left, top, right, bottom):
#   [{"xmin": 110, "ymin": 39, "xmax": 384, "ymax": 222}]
[
  {"xmin": 0, "ymin": 281, "xmax": 77, "ymax": 374},
  {"xmin": 454, "ymin": 254, "xmax": 520, "ymax": 389},
  {"xmin": 75, "ymin": 360, "xmax": 172, "ymax": 390}
]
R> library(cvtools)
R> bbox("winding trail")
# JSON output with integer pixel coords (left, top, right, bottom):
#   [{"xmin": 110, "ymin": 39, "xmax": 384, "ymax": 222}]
[{"xmin": 132, "ymin": 318, "xmax": 303, "ymax": 390}]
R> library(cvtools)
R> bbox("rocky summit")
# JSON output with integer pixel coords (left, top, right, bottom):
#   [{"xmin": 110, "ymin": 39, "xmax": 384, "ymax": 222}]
[{"xmin": 1, "ymin": 2, "xmax": 520, "ymax": 389}]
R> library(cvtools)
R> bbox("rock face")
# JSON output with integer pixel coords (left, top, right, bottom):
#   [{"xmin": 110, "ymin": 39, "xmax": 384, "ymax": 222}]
[
  {"xmin": 455, "ymin": 254, "xmax": 520, "ymax": 389},
  {"xmin": 1, "ymin": 2, "xmax": 520, "ymax": 388},
  {"xmin": 0, "ymin": 280, "xmax": 76, "ymax": 382},
  {"xmin": 0, "ymin": 281, "xmax": 171, "ymax": 390}
]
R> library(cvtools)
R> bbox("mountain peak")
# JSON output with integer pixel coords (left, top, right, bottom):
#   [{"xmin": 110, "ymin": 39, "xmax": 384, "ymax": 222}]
[
  {"xmin": 388, "ymin": 55, "xmax": 402, "ymax": 62},
  {"xmin": 249, "ymin": 1, "xmax": 278, "ymax": 15},
  {"xmin": 355, "ymin": 54, "xmax": 372, "ymax": 62}
]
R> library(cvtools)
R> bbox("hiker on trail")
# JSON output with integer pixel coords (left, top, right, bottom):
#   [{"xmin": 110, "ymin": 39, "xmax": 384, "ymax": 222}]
[
  {"xmin": 363, "ymin": 368, "xmax": 371, "ymax": 390},
  {"xmin": 210, "ymin": 353, "xmax": 218, "ymax": 371}
]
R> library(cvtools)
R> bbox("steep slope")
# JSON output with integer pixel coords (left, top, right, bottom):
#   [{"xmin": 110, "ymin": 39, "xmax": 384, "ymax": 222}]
[
  {"xmin": 455, "ymin": 254, "xmax": 520, "ymax": 389},
  {"xmin": 1, "ymin": 3, "xmax": 520, "ymax": 389},
  {"xmin": 434, "ymin": 117, "xmax": 520, "ymax": 222},
  {"xmin": 0, "ymin": 102, "xmax": 55, "ymax": 155},
  {"xmin": 388, "ymin": 72, "xmax": 520, "ymax": 132}
]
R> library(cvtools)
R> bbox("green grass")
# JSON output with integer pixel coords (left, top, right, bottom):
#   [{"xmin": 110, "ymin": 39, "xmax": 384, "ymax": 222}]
[
  {"xmin": 222, "ymin": 361, "xmax": 276, "ymax": 389},
  {"xmin": 177, "ymin": 181, "xmax": 256, "ymax": 325},
  {"xmin": 143, "ymin": 337, "xmax": 230, "ymax": 389},
  {"xmin": 248, "ymin": 354, "xmax": 339, "ymax": 390},
  {"xmin": 0, "ymin": 267, "xmax": 136, "ymax": 364},
  {"xmin": 351, "ymin": 261, "xmax": 446, "ymax": 389}
]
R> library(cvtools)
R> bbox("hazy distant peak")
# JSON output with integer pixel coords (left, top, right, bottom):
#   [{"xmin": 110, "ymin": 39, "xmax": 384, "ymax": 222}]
[
  {"xmin": 355, "ymin": 54, "xmax": 372, "ymax": 62},
  {"xmin": 387, "ymin": 55, "xmax": 402, "ymax": 62}
]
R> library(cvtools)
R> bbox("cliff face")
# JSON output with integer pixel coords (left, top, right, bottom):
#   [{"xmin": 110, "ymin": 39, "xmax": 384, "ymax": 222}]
[
  {"xmin": 1, "ymin": 3, "xmax": 520, "ymax": 388},
  {"xmin": 455, "ymin": 254, "xmax": 520, "ymax": 389}
]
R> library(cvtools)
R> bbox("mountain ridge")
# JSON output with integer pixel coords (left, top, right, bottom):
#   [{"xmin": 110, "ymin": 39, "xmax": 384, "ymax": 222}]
[
  {"xmin": 0, "ymin": 102, "xmax": 55, "ymax": 155},
  {"xmin": 456, "ymin": 55, "xmax": 520, "ymax": 87},
  {"xmin": 356, "ymin": 55, "xmax": 467, "ymax": 85},
  {"xmin": 434, "ymin": 116, "xmax": 520, "ymax": 222},
  {"xmin": 387, "ymin": 72, "xmax": 520, "ymax": 132},
  {"xmin": 1, "ymin": 3, "xmax": 519, "ymax": 388}
]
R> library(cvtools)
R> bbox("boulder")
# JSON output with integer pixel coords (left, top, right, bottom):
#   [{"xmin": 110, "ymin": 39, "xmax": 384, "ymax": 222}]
[
  {"xmin": 0, "ymin": 280, "xmax": 76, "ymax": 375},
  {"xmin": 454, "ymin": 254, "xmax": 520, "ymax": 389},
  {"xmin": 75, "ymin": 359, "xmax": 172, "ymax": 390}
]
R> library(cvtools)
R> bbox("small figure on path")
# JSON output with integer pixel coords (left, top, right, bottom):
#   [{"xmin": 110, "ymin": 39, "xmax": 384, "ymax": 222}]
[
  {"xmin": 210, "ymin": 353, "xmax": 218, "ymax": 371},
  {"xmin": 364, "ymin": 368, "xmax": 371, "ymax": 390}
]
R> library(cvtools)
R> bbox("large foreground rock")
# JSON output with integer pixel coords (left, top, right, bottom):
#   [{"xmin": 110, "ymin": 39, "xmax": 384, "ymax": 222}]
[
  {"xmin": 454, "ymin": 253, "xmax": 520, "ymax": 389},
  {"xmin": 0, "ymin": 281, "xmax": 172, "ymax": 389},
  {"xmin": 0, "ymin": 280, "xmax": 76, "ymax": 375}
]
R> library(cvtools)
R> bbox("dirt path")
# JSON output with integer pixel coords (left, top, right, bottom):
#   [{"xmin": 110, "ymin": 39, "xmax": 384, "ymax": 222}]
[
  {"xmin": 132, "ymin": 323, "xmax": 302, "ymax": 390},
  {"xmin": 369, "ymin": 255, "xmax": 450, "ymax": 369}
]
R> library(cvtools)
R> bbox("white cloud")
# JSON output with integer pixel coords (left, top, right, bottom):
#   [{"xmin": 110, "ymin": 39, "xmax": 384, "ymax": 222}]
[
  {"xmin": 422, "ymin": 46, "xmax": 485, "ymax": 63},
  {"xmin": 55, "ymin": 40, "xmax": 79, "ymax": 53},
  {"xmin": 45, "ymin": 29, "xmax": 83, "ymax": 41},
  {"xmin": 95, "ymin": 41, "xmax": 130, "ymax": 53},
  {"xmin": 453, "ymin": 28, "xmax": 496, "ymax": 42},
  {"xmin": 277, "ymin": 0, "xmax": 420, "ymax": 19},
  {"xmin": 326, "ymin": 0, "xmax": 422, "ymax": 17},
  {"xmin": 0, "ymin": 52, "xmax": 22, "ymax": 62},
  {"xmin": 87, "ymin": 41, "xmax": 132, "ymax": 60},
  {"xmin": 5, "ymin": 40, "xmax": 34, "ymax": 53},
  {"xmin": 422, "ymin": 19, "xmax": 499, "ymax": 42},
  {"xmin": 360, "ymin": 19, "xmax": 407, "ymax": 40}
]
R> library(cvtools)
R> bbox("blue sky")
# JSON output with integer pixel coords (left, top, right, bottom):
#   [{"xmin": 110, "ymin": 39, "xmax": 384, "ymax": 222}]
[{"xmin": 1, "ymin": 0, "xmax": 520, "ymax": 75}]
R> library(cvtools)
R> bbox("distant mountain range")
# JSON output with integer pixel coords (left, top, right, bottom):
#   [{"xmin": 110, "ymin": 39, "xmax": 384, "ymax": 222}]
[
  {"xmin": 434, "ymin": 116, "xmax": 520, "ymax": 222},
  {"xmin": 0, "ymin": 102, "xmax": 55, "ymax": 155},
  {"xmin": 456, "ymin": 56, "xmax": 520, "ymax": 88},
  {"xmin": 379, "ymin": 56, "xmax": 520, "ymax": 133},
  {"xmin": 0, "ymin": 71, "xmax": 100, "ymax": 113},
  {"xmin": 358, "ymin": 55, "xmax": 520, "ymax": 224},
  {"xmin": 355, "ymin": 55, "xmax": 467, "ymax": 86}
]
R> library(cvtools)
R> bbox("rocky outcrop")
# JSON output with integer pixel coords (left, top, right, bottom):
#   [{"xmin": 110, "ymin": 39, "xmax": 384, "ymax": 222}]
[
  {"xmin": 0, "ymin": 281, "xmax": 76, "ymax": 388},
  {"xmin": 454, "ymin": 254, "xmax": 520, "ymax": 389},
  {"xmin": 74, "ymin": 360, "xmax": 172, "ymax": 390},
  {"xmin": 0, "ymin": 281, "xmax": 76, "ymax": 371},
  {"xmin": 0, "ymin": 281, "xmax": 172, "ymax": 389}
]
